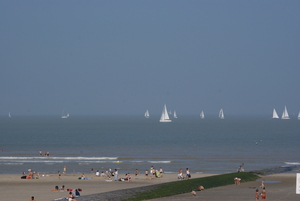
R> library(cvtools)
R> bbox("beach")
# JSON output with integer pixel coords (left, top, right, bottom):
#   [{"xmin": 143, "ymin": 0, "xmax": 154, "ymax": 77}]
[
  {"xmin": 0, "ymin": 173, "xmax": 211, "ymax": 201},
  {"xmin": 0, "ymin": 172, "xmax": 298, "ymax": 201}
]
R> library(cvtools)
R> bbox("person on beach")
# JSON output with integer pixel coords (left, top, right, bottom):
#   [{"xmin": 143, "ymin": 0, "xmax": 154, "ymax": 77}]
[
  {"xmin": 39, "ymin": 150, "xmax": 42, "ymax": 156},
  {"xmin": 186, "ymin": 168, "xmax": 191, "ymax": 179},
  {"xmin": 30, "ymin": 196, "xmax": 35, "ymax": 201},
  {"xmin": 100, "ymin": 171, "xmax": 106, "ymax": 177},
  {"xmin": 126, "ymin": 173, "xmax": 131, "ymax": 181},
  {"xmin": 27, "ymin": 169, "xmax": 33, "ymax": 179},
  {"xmin": 255, "ymin": 189, "xmax": 259, "ymax": 201},
  {"xmin": 234, "ymin": 177, "xmax": 238, "ymax": 185},
  {"xmin": 75, "ymin": 189, "xmax": 80, "ymax": 197},
  {"xmin": 237, "ymin": 177, "xmax": 241, "ymax": 185},
  {"xmin": 80, "ymin": 173, "xmax": 85, "ymax": 180},
  {"xmin": 190, "ymin": 190, "xmax": 196, "ymax": 196},
  {"xmin": 135, "ymin": 169, "xmax": 139, "ymax": 176},
  {"xmin": 260, "ymin": 179, "xmax": 265, "ymax": 188},
  {"xmin": 114, "ymin": 169, "xmax": 118, "ymax": 181},
  {"xmin": 63, "ymin": 166, "xmax": 67, "ymax": 174},
  {"xmin": 96, "ymin": 170, "xmax": 100, "ymax": 177},
  {"xmin": 261, "ymin": 187, "xmax": 267, "ymax": 200},
  {"xmin": 159, "ymin": 167, "xmax": 163, "ymax": 177},
  {"xmin": 145, "ymin": 169, "xmax": 148, "ymax": 177},
  {"xmin": 58, "ymin": 171, "xmax": 61, "ymax": 179},
  {"xmin": 155, "ymin": 170, "xmax": 160, "ymax": 178},
  {"xmin": 178, "ymin": 168, "xmax": 184, "ymax": 180},
  {"xmin": 68, "ymin": 191, "xmax": 76, "ymax": 201}
]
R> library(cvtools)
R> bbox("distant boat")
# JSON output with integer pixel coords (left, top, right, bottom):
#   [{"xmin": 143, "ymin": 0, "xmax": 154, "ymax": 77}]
[
  {"xmin": 8, "ymin": 112, "xmax": 11, "ymax": 118},
  {"xmin": 272, "ymin": 108, "xmax": 279, "ymax": 119},
  {"xmin": 160, "ymin": 104, "xmax": 172, "ymax": 122},
  {"xmin": 173, "ymin": 111, "xmax": 177, "ymax": 118},
  {"xmin": 144, "ymin": 110, "xmax": 150, "ymax": 118},
  {"xmin": 200, "ymin": 111, "xmax": 204, "ymax": 119},
  {"xmin": 219, "ymin": 109, "xmax": 224, "ymax": 119},
  {"xmin": 61, "ymin": 110, "xmax": 69, "ymax": 119},
  {"xmin": 298, "ymin": 111, "xmax": 300, "ymax": 120},
  {"xmin": 281, "ymin": 106, "xmax": 290, "ymax": 119}
]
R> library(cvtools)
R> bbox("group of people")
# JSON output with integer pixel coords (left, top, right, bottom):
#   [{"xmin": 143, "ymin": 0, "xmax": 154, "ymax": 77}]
[
  {"xmin": 67, "ymin": 189, "xmax": 80, "ymax": 201},
  {"xmin": 255, "ymin": 187, "xmax": 267, "ymax": 200},
  {"xmin": 190, "ymin": 185, "xmax": 205, "ymax": 196},
  {"xmin": 39, "ymin": 150, "xmax": 50, "ymax": 157},
  {"xmin": 52, "ymin": 185, "xmax": 81, "ymax": 201},
  {"xmin": 21, "ymin": 169, "xmax": 38, "ymax": 179},
  {"xmin": 237, "ymin": 163, "xmax": 245, "ymax": 172},
  {"xmin": 145, "ymin": 166, "xmax": 164, "ymax": 179},
  {"xmin": 178, "ymin": 168, "xmax": 191, "ymax": 180},
  {"xmin": 255, "ymin": 179, "xmax": 267, "ymax": 200}
]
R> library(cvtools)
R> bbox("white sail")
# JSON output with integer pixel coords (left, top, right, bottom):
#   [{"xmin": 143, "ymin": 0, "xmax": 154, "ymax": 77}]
[
  {"xmin": 8, "ymin": 112, "xmax": 11, "ymax": 118},
  {"xmin": 281, "ymin": 106, "xmax": 290, "ymax": 119},
  {"xmin": 219, "ymin": 109, "xmax": 224, "ymax": 119},
  {"xmin": 200, "ymin": 111, "xmax": 204, "ymax": 119},
  {"xmin": 173, "ymin": 111, "xmax": 177, "ymax": 118},
  {"xmin": 160, "ymin": 104, "xmax": 172, "ymax": 122},
  {"xmin": 144, "ymin": 110, "xmax": 150, "ymax": 118},
  {"xmin": 272, "ymin": 109, "xmax": 279, "ymax": 119},
  {"xmin": 298, "ymin": 111, "xmax": 300, "ymax": 120},
  {"xmin": 61, "ymin": 110, "xmax": 69, "ymax": 118}
]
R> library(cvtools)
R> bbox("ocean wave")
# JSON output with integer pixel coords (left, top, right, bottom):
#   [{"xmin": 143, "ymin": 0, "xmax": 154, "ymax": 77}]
[
  {"xmin": 284, "ymin": 162, "xmax": 300, "ymax": 165},
  {"xmin": 148, "ymin": 161, "xmax": 173, "ymax": 163},
  {"xmin": 0, "ymin": 160, "xmax": 120, "ymax": 164},
  {"xmin": 163, "ymin": 171, "xmax": 177, "ymax": 174},
  {"xmin": 2, "ymin": 163, "xmax": 24, "ymax": 165},
  {"xmin": 0, "ymin": 156, "xmax": 118, "ymax": 160}
]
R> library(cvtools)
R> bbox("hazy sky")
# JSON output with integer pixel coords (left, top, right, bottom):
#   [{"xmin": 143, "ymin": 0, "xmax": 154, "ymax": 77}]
[{"xmin": 1, "ymin": 0, "xmax": 299, "ymax": 116}]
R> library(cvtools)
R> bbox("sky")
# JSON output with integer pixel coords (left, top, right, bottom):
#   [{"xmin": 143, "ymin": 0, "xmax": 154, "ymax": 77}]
[{"xmin": 1, "ymin": 0, "xmax": 299, "ymax": 116}]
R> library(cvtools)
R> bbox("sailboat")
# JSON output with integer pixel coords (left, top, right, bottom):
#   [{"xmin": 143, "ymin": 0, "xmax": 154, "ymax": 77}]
[
  {"xmin": 298, "ymin": 111, "xmax": 300, "ymax": 120},
  {"xmin": 281, "ymin": 106, "xmax": 290, "ymax": 119},
  {"xmin": 219, "ymin": 109, "xmax": 224, "ymax": 119},
  {"xmin": 159, "ymin": 104, "xmax": 172, "ymax": 122},
  {"xmin": 144, "ymin": 110, "xmax": 150, "ymax": 118},
  {"xmin": 8, "ymin": 112, "xmax": 11, "ymax": 118},
  {"xmin": 272, "ymin": 108, "xmax": 279, "ymax": 119},
  {"xmin": 173, "ymin": 111, "xmax": 177, "ymax": 118},
  {"xmin": 61, "ymin": 110, "xmax": 70, "ymax": 119},
  {"xmin": 200, "ymin": 111, "xmax": 204, "ymax": 119}
]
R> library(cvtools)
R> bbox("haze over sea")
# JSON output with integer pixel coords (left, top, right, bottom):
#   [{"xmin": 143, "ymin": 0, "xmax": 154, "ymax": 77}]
[{"xmin": 0, "ymin": 116, "xmax": 299, "ymax": 175}]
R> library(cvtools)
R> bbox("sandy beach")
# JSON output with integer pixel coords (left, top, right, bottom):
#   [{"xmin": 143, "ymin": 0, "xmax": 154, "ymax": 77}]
[{"xmin": 0, "ymin": 172, "xmax": 298, "ymax": 201}]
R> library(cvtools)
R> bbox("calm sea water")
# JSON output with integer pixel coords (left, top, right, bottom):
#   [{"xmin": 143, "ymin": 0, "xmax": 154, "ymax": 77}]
[{"xmin": 0, "ymin": 116, "xmax": 299, "ymax": 175}]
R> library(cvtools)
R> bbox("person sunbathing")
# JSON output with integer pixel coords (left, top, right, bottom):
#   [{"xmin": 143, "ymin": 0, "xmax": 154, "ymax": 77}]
[{"xmin": 68, "ymin": 192, "xmax": 77, "ymax": 201}]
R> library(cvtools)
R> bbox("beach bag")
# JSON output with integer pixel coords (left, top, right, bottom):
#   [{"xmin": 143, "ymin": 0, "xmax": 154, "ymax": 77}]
[{"xmin": 21, "ymin": 176, "xmax": 26, "ymax": 179}]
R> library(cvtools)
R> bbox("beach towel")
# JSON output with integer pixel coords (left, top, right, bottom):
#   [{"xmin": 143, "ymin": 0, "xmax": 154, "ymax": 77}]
[{"xmin": 54, "ymin": 197, "xmax": 67, "ymax": 200}]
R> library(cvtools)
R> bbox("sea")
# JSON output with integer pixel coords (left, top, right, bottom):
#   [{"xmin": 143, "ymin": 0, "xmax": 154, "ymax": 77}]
[{"xmin": 0, "ymin": 115, "xmax": 299, "ymax": 175}]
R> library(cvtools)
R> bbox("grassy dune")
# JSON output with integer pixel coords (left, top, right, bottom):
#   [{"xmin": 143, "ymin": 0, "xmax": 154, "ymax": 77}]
[{"xmin": 123, "ymin": 172, "xmax": 259, "ymax": 201}]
